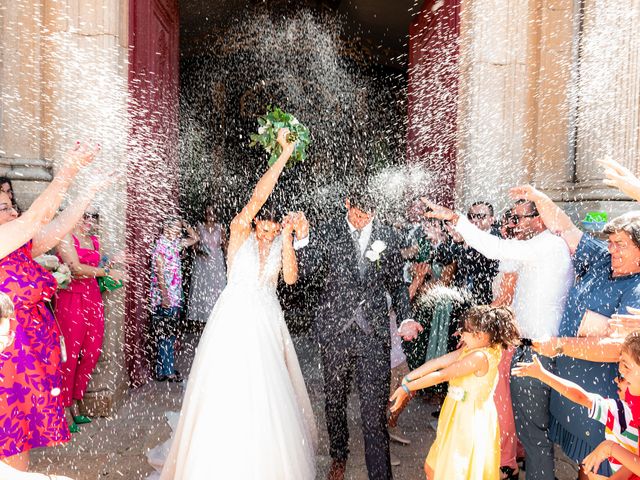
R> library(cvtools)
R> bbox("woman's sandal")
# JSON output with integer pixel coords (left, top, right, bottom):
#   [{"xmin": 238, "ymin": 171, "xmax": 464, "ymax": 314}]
[
  {"xmin": 69, "ymin": 422, "xmax": 80, "ymax": 434},
  {"xmin": 500, "ymin": 466, "xmax": 519, "ymax": 480}
]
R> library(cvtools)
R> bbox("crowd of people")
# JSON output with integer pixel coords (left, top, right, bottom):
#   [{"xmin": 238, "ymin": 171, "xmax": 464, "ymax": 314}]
[
  {"xmin": 382, "ymin": 158, "xmax": 640, "ymax": 480},
  {"xmin": 3, "ymin": 132, "xmax": 640, "ymax": 480}
]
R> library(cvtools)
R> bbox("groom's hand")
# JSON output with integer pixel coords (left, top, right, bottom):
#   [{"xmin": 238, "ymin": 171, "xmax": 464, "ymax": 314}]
[
  {"xmin": 292, "ymin": 212, "xmax": 309, "ymax": 240},
  {"xmin": 398, "ymin": 320, "xmax": 423, "ymax": 341}
]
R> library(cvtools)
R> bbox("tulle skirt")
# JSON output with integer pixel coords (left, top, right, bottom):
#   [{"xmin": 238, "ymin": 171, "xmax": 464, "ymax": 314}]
[{"xmin": 159, "ymin": 283, "xmax": 317, "ymax": 480}]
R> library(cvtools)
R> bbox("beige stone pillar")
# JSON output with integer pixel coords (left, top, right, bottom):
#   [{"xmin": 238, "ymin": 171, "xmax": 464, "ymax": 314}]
[
  {"xmin": 0, "ymin": 1, "xmax": 52, "ymax": 209},
  {"xmin": 573, "ymin": 0, "xmax": 640, "ymax": 186},
  {"xmin": 456, "ymin": 0, "xmax": 577, "ymax": 212},
  {"xmin": 456, "ymin": 0, "xmax": 531, "ymax": 212},
  {"xmin": 39, "ymin": 0, "xmax": 130, "ymax": 415}
]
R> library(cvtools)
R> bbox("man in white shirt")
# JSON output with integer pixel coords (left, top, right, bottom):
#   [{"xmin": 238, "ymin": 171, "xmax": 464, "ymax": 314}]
[{"xmin": 424, "ymin": 198, "xmax": 574, "ymax": 480}]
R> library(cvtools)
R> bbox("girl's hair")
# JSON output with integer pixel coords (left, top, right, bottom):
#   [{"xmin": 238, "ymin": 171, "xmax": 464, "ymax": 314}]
[
  {"xmin": 0, "ymin": 292, "xmax": 14, "ymax": 319},
  {"xmin": 462, "ymin": 305, "xmax": 520, "ymax": 349},
  {"xmin": 622, "ymin": 331, "xmax": 640, "ymax": 366}
]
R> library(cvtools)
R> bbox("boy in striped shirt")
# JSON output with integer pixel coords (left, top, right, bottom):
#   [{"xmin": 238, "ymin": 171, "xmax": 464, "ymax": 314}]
[{"xmin": 512, "ymin": 351, "xmax": 640, "ymax": 476}]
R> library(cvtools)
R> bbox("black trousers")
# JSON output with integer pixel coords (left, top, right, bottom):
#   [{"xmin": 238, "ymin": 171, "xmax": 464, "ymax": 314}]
[{"xmin": 321, "ymin": 325, "xmax": 392, "ymax": 480}]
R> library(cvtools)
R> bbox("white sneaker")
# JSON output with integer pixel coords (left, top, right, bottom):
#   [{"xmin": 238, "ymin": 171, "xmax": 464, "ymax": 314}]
[{"xmin": 390, "ymin": 452, "xmax": 401, "ymax": 466}]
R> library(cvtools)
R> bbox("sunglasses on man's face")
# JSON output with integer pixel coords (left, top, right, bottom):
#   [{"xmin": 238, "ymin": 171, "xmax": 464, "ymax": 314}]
[
  {"xmin": 511, "ymin": 213, "xmax": 539, "ymax": 224},
  {"xmin": 467, "ymin": 212, "xmax": 489, "ymax": 220},
  {"xmin": 83, "ymin": 213, "xmax": 99, "ymax": 220}
]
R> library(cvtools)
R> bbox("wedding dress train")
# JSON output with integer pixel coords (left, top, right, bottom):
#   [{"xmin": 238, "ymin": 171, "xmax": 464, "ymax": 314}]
[{"xmin": 157, "ymin": 233, "xmax": 317, "ymax": 479}]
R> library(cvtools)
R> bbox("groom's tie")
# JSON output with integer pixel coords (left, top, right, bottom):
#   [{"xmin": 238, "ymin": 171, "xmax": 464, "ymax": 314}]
[
  {"xmin": 351, "ymin": 229, "xmax": 366, "ymax": 277},
  {"xmin": 343, "ymin": 228, "xmax": 372, "ymax": 334}
]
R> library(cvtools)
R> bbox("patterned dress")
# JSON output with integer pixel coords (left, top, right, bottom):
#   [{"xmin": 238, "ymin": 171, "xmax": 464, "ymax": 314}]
[{"xmin": 0, "ymin": 242, "xmax": 69, "ymax": 457}]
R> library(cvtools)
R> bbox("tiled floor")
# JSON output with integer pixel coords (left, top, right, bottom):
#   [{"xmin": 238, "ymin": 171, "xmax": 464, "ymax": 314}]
[{"xmin": 31, "ymin": 334, "xmax": 579, "ymax": 479}]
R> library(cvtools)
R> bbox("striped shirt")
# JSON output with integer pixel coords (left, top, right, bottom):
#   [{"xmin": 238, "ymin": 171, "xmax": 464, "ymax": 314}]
[{"xmin": 588, "ymin": 393, "xmax": 639, "ymax": 472}]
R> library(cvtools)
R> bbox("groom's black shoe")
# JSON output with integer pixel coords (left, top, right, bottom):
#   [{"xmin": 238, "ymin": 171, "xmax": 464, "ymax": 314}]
[{"xmin": 327, "ymin": 459, "xmax": 346, "ymax": 480}]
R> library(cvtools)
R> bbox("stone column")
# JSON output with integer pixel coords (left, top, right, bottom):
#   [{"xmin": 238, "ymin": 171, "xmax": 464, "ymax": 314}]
[
  {"xmin": 573, "ymin": 0, "xmax": 640, "ymax": 187},
  {"xmin": 40, "ymin": 0, "xmax": 130, "ymax": 415},
  {"xmin": 0, "ymin": 1, "xmax": 52, "ymax": 209},
  {"xmin": 456, "ymin": 0, "xmax": 531, "ymax": 212}
]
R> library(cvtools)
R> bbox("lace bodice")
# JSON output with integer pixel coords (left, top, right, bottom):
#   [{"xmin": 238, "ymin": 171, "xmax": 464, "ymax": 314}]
[{"xmin": 227, "ymin": 233, "xmax": 282, "ymax": 292}]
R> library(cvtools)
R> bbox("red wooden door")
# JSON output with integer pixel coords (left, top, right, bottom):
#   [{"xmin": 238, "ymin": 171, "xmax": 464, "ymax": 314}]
[
  {"xmin": 407, "ymin": 0, "xmax": 461, "ymax": 207},
  {"xmin": 127, "ymin": 0, "xmax": 180, "ymax": 387}
]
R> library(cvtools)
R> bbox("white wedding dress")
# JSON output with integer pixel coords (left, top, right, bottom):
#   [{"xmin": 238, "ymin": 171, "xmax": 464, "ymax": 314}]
[{"xmin": 158, "ymin": 233, "xmax": 317, "ymax": 480}]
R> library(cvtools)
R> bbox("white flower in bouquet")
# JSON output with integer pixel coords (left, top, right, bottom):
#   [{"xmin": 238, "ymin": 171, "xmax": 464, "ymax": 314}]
[
  {"xmin": 52, "ymin": 264, "xmax": 72, "ymax": 289},
  {"xmin": 249, "ymin": 106, "xmax": 311, "ymax": 168},
  {"xmin": 34, "ymin": 255, "xmax": 72, "ymax": 289},
  {"xmin": 34, "ymin": 254, "xmax": 60, "ymax": 270}
]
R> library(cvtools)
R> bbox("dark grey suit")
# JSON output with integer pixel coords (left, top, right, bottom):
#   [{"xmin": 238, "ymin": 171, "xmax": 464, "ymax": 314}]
[{"xmin": 298, "ymin": 218, "xmax": 411, "ymax": 480}]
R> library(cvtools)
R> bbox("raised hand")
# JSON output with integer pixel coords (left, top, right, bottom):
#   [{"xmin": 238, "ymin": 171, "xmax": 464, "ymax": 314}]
[
  {"xmin": 420, "ymin": 198, "xmax": 458, "ymax": 223},
  {"xmin": 292, "ymin": 211, "xmax": 309, "ymax": 240},
  {"xmin": 511, "ymin": 354, "xmax": 546, "ymax": 379},
  {"xmin": 508, "ymin": 185, "xmax": 544, "ymax": 202},
  {"xmin": 599, "ymin": 157, "xmax": 640, "ymax": 201},
  {"xmin": 276, "ymin": 128, "xmax": 295, "ymax": 154},
  {"xmin": 281, "ymin": 213, "xmax": 295, "ymax": 237},
  {"xmin": 62, "ymin": 141, "xmax": 101, "ymax": 173},
  {"xmin": 610, "ymin": 306, "xmax": 640, "ymax": 337}
]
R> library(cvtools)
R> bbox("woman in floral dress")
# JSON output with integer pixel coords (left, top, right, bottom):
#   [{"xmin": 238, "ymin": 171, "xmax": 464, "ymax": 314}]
[{"xmin": 0, "ymin": 142, "xmax": 101, "ymax": 470}]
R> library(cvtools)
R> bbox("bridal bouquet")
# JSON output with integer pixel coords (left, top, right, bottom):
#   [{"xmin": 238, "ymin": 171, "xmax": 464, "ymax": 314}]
[
  {"xmin": 249, "ymin": 106, "xmax": 311, "ymax": 167},
  {"xmin": 34, "ymin": 255, "xmax": 72, "ymax": 289}
]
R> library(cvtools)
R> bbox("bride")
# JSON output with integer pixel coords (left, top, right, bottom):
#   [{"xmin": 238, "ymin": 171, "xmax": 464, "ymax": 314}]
[{"xmin": 159, "ymin": 128, "xmax": 317, "ymax": 479}]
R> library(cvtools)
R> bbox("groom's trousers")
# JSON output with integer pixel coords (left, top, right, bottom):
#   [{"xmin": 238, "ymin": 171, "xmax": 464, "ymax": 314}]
[{"xmin": 321, "ymin": 324, "xmax": 392, "ymax": 480}]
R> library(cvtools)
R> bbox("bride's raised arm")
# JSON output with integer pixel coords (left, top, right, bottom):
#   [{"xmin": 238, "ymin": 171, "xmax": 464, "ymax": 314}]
[{"xmin": 227, "ymin": 128, "xmax": 295, "ymax": 259}]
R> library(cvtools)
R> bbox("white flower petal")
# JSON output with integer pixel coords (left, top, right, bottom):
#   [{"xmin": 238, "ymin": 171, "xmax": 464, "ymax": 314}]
[
  {"xmin": 365, "ymin": 250, "xmax": 380, "ymax": 262},
  {"xmin": 371, "ymin": 240, "xmax": 387, "ymax": 253},
  {"xmin": 258, "ymin": 126, "xmax": 267, "ymax": 135}
]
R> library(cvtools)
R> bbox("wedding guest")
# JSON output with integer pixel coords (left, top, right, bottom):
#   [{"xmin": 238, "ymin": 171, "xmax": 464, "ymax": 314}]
[
  {"xmin": 424, "ymin": 197, "xmax": 574, "ymax": 480},
  {"xmin": 448, "ymin": 202, "xmax": 499, "ymax": 305},
  {"xmin": 0, "ymin": 293, "xmax": 74, "ymax": 480},
  {"xmin": 186, "ymin": 205, "xmax": 226, "ymax": 325},
  {"xmin": 491, "ymin": 209, "xmax": 522, "ymax": 479},
  {"xmin": 405, "ymin": 219, "xmax": 456, "ymax": 371},
  {"xmin": 513, "ymin": 342, "xmax": 640, "ymax": 478},
  {"xmin": 55, "ymin": 209, "xmax": 125, "ymax": 432},
  {"xmin": 390, "ymin": 305, "xmax": 520, "ymax": 480},
  {"xmin": 150, "ymin": 216, "xmax": 198, "ymax": 382},
  {"xmin": 0, "ymin": 177, "xmax": 18, "ymax": 213},
  {"xmin": 0, "ymin": 143, "xmax": 99, "ymax": 259},
  {"xmin": 512, "ymin": 185, "xmax": 640, "ymax": 477},
  {"xmin": 0, "ymin": 143, "xmax": 101, "ymax": 471}
]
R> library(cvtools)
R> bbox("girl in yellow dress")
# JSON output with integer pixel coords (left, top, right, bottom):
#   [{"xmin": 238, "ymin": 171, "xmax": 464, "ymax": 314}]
[{"xmin": 390, "ymin": 305, "xmax": 520, "ymax": 480}]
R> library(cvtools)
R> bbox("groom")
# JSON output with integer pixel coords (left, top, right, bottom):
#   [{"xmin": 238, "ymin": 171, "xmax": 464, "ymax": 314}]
[{"xmin": 296, "ymin": 187, "xmax": 422, "ymax": 480}]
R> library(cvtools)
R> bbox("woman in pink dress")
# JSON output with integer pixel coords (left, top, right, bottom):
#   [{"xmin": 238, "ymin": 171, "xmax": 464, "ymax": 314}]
[{"xmin": 55, "ymin": 210, "xmax": 124, "ymax": 431}]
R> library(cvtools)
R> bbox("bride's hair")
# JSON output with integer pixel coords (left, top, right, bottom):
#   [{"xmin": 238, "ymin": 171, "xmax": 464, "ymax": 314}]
[{"xmin": 256, "ymin": 197, "xmax": 284, "ymax": 223}]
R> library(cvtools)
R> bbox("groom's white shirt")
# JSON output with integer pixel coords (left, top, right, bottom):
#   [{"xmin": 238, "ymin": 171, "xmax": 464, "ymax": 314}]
[{"xmin": 346, "ymin": 215, "xmax": 373, "ymax": 256}]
